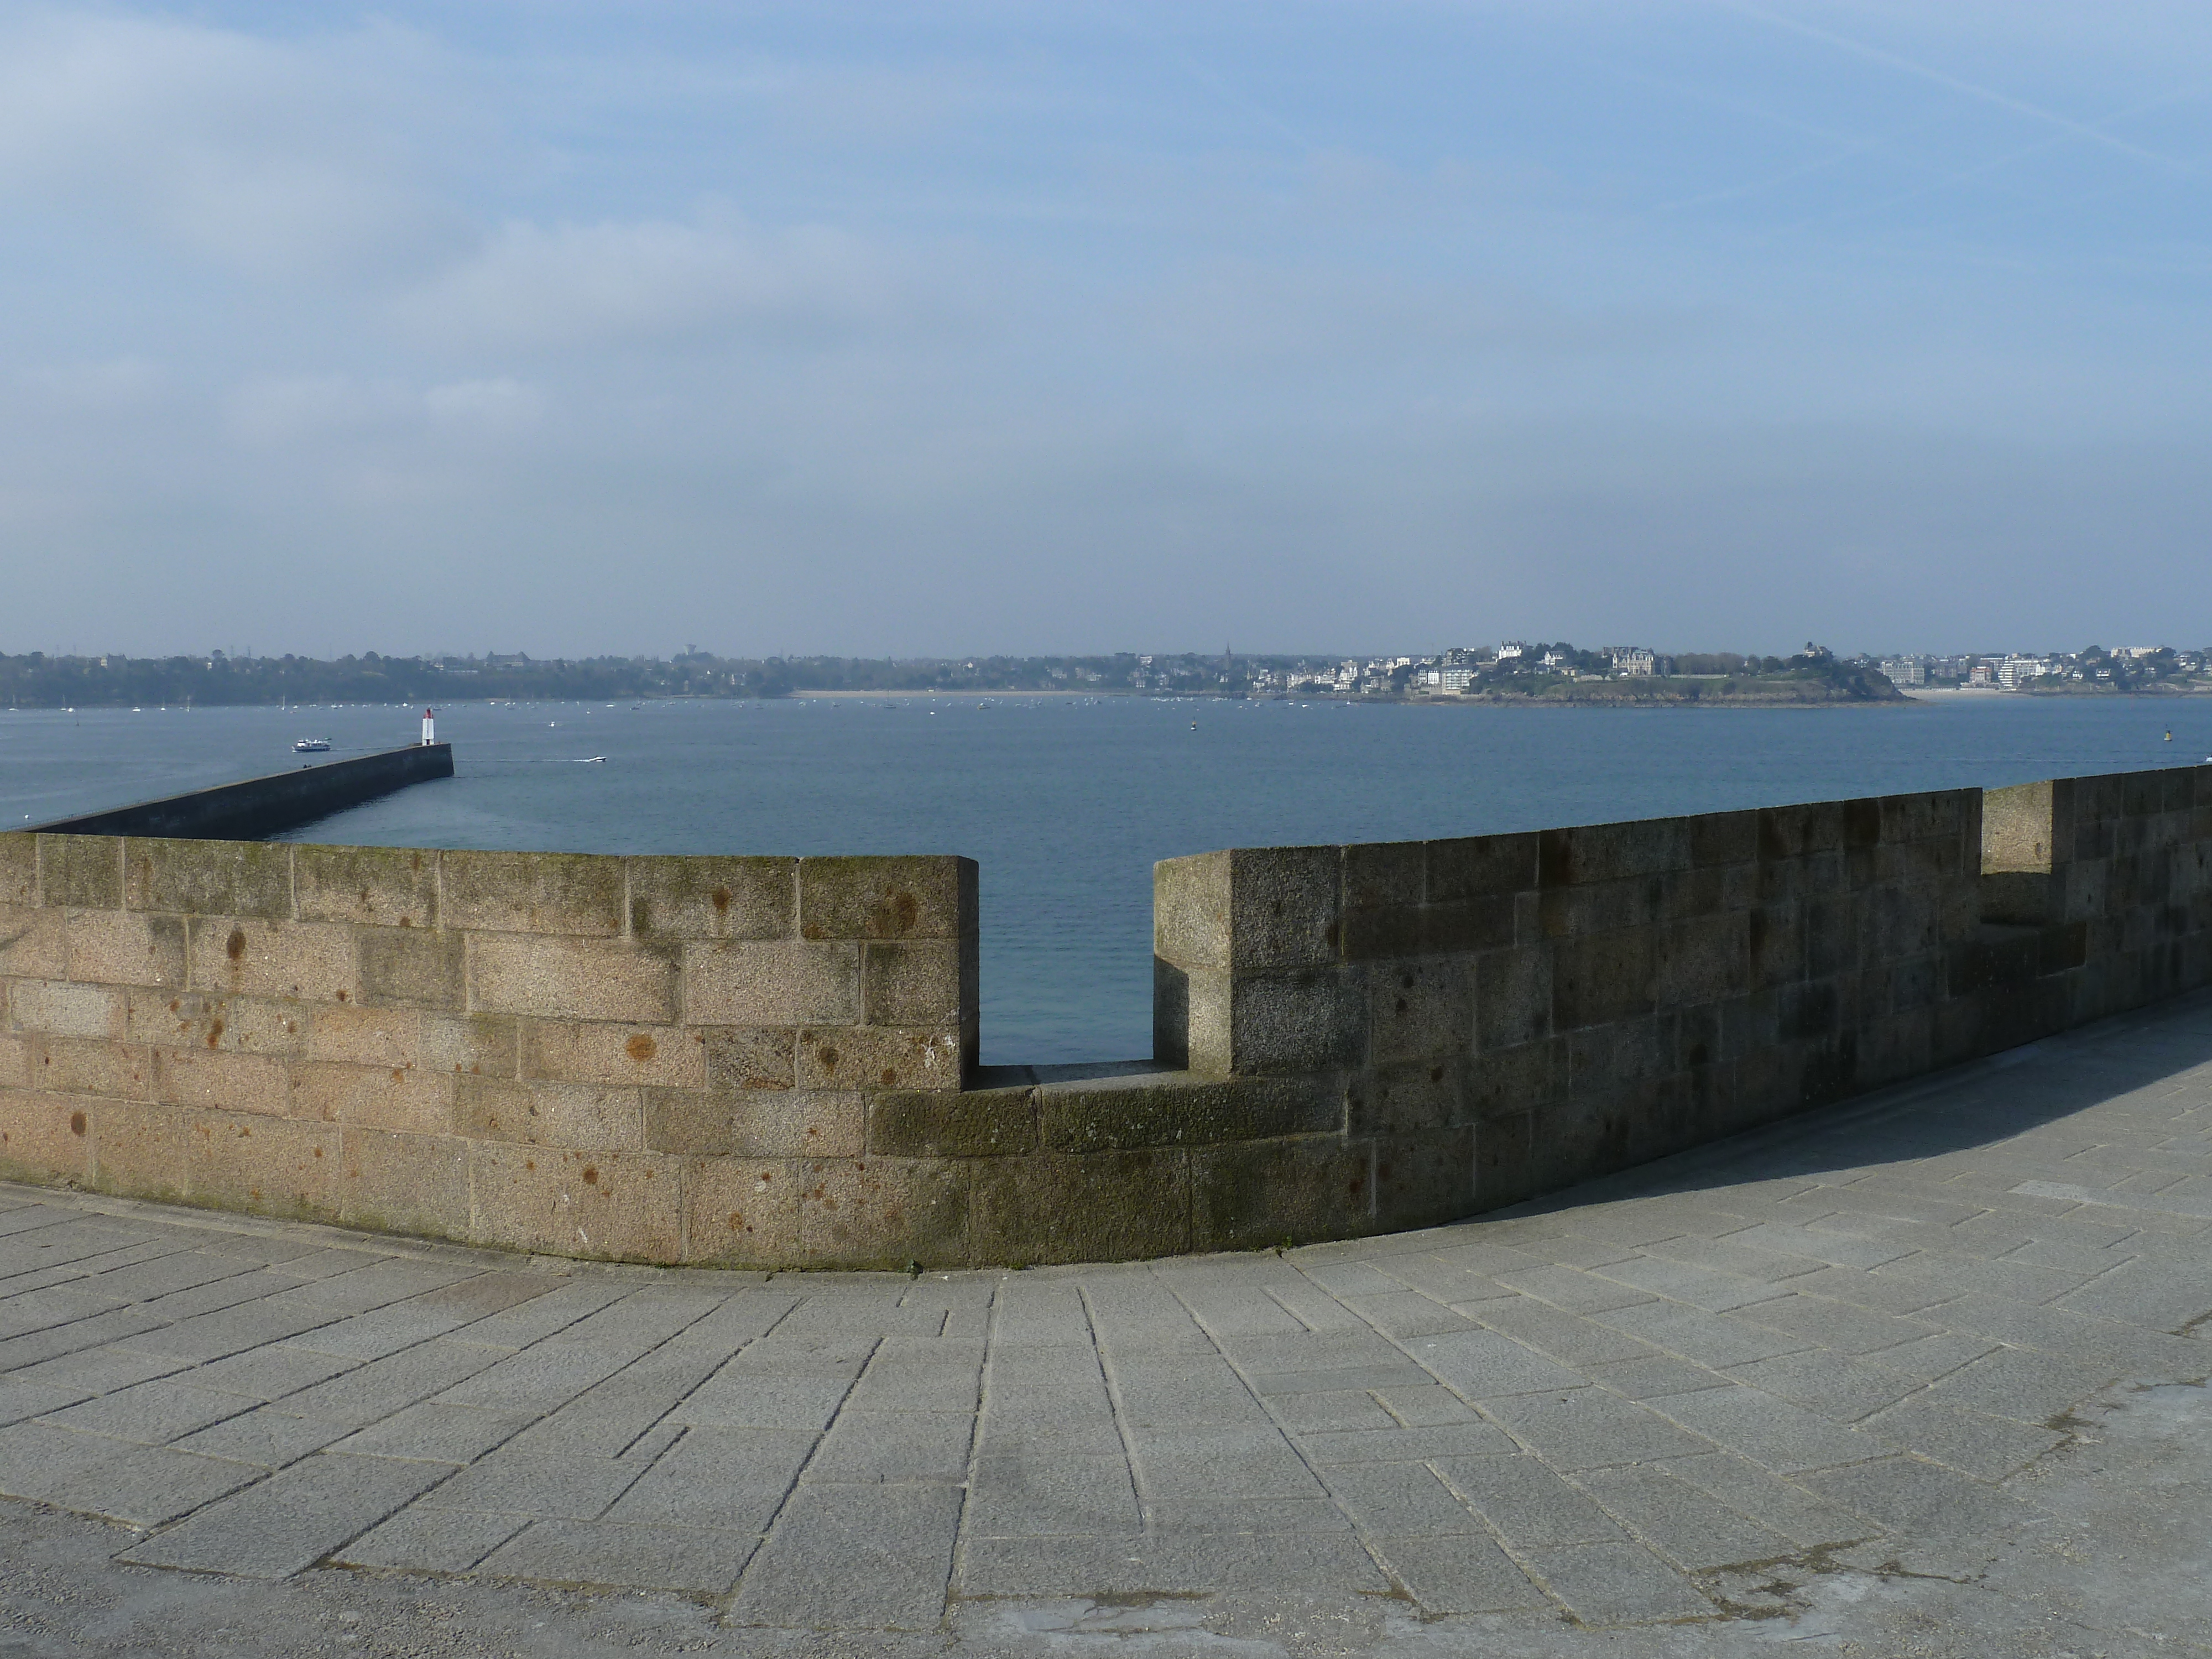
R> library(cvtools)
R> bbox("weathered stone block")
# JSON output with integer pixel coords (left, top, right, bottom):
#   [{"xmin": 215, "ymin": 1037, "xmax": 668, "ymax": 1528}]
[
  {"xmin": 440, "ymin": 849, "xmax": 623, "ymax": 937},
  {"xmin": 701, "ymin": 1027, "xmax": 795, "ymax": 1092},
  {"xmin": 1347, "ymin": 1058, "xmax": 1462, "ymax": 1135},
  {"xmin": 1367, "ymin": 959, "xmax": 1472, "ymax": 1066},
  {"xmin": 1420, "ymin": 895, "xmax": 1515, "ymax": 955},
  {"xmin": 971, "ymin": 1150, "xmax": 1189, "ymax": 1265},
  {"xmin": 289, "ymin": 1062, "xmax": 454, "ymax": 1135},
  {"xmin": 1882, "ymin": 789, "xmax": 1969, "ymax": 849},
  {"xmin": 153, "ymin": 1046, "xmax": 289, "ymax": 1117},
  {"xmin": 1340, "ymin": 903, "xmax": 1424, "ymax": 962},
  {"xmin": 336, "ymin": 1128, "xmax": 469, "ymax": 1240},
  {"xmin": 1861, "ymin": 884, "xmax": 1944, "ymax": 961},
  {"xmin": 798, "ymin": 855, "xmax": 971, "ymax": 941},
  {"xmin": 1541, "ymin": 818, "xmax": 1689, "ymax": 888},
  {"xmin": 306, "ymin": 1005, "xmax": 515, "ymax": 1079},
  {"xmin": 64, "ymin": 910, "xmax": 184, "ymax": 987},
  {"xmin": 1565, "ymin": 1015, "xmax": 1676, "ymax": 1096},
  {"xmin": 1228, "ymin": 968, "xmax": 1364, "ymax": 1074},
  {"xmin": 97, "ymin": 1102, "xmax": 338, "ymax": 1219},
  {"xmin": 0, "ymin": 905, "xmax": 66, "ymax": 978},
  {"xmin": 1856, "ymin": 1008, "xmax": 1932, "ymax": 1091},
  {"xmin": 1465, "ymin": 1036, "xmax": 1564, "ymax": 1119},
  {"xmin": 1039, "ymin": 1072, "xmax": 1338, "ymax": 1152},
  {"xmin": 1527, "ymin": 1093, "xmax": 1637, "ymax": 1192},
  {"xmin": 684, "ymin": 940, "xmax": 855, "ymax": 1027},
  {"xmin": 1652, "ymin": 911, "xmax": 1749, "ymax": 1009},
  {"xmin": 358, "ymin": 927, "xmax": 465, "ymax": 1010},
  {"xmin": 468, "ymin": 1141, "xmax": 682, "ymax": 1261},
  {"xmin": 124, "ymin": 838, "xmax": 291, "ymax": 919},
  {"xmin": 1153, "ymin": 959, "xmax": 1228, "ymax": 1074},
  {"xmin": 643, "ymin": 1087, "xmax": 862, "ymax": 1158},
  {"xmin": 82, "ymin": 1099, "xmax": 195, "ymax": 1206},
  {"xmin": 187, "ymin": 918, "xmax": 358, "ymax": 1004},
  {"xmin": 37, "ymin": 835, "xmax": 122, "ymax": 910},
  {"xmin": 860, "ymin": 941, "xmax": 961, "ymax": 1028},
  {"xmin": 1688, "ymin": 811, "xmax": 1757, "ymax": 869},
  {"xmin": 1426, "ymin": 833, "xmax": 1538, "ymax": 901},
  {"xmin": 187, "ymin": 1110, "xmax": 342, "ymax": 1217},
  {"xmin": 456, "ymin": 1076, "xmax": 642, "ymax": 1150},
  {"xmin": 1155, "ymin": 851, "xmax": 1230, "ymax": 970},
  {"xmin": 1776, "ymin": 977, "xmax": 1844, "ymax": 1043},
  {"xmin": 0, "ymin": 1087, "xmax": 92, "ymax": 1182},
  {"xmin": 1373, "ymin": 1128, "xmax": 1475, "ymax": 1230},
  {"xmin": 1876, "ymin": 837, "xmax": 1963, "ymax": 887},
  {"xmin": 1757, "ymin": 801, "xmax": 1846, "ymax": 861},
  {"xmin": 1538, "ymin": 877, "xmax": 1663, "ymax": 940},
  {"xmin": 0, "ymin": 1035, "xmax": 24, "ymax": 1089},
  {"xmin": 293, "ymin": 844, "xmax": 438, "ymax": 928},
  {"xmin": 10, "ymin": 980, "xmax": 124, "ymax": 1039},
  {"xmin": 1675, "ymin": 1003, "xmax": 1720, "ymax": 1070},
  {"xmin": 28, "ymin": 1036, "xmax": 154, "ymax": 1100},
  {"xmin": 794, "ymin": 1156, "xmax": 971, "ymax": 1269},
  {"xmin": 796, "ymin": 1025, "xmax": 962, "ymax": 1092},
  {"xmin": 1473, "ymin": 1111, "xmax": 1533, "ymax": 1209},
  {"xmin": 470, "ymin": 935, "xmax": 677, "ymax": 1024},
  {"xmin": 1474, "ymin": 946, "xmax": 1552, "ymax": 1052},
  {"xmin": 1191, "ymin": 1136, "xmax": 1372, "ymax": 1251},
  {"xmin": 628, "ymin": 855, "xmax": 794, "ymax": 941},
  {"xmin": 1228, "ymin": 846, "xmax": 1340, "ymax": 969},
  {"xmin": 1342, "ymin": 841, "xmax": 1423, "ymax": 911},
  {"xmin": 1801, "ymin": 896, "xmax": 1858, "ymax": 979},
  {"xmin": 0, "ymin": 835, "xmax": 35, "ymax": 906},
  {"xmin": 1550, "ymin": 930, "xmax": 1655, "ymax": 1030},
  {"xmin": 679, "ymin": 1156, "xmax": 796, "ymax": 1264},
  {"xmin": 868, "ymin": 1086, "xmax": 1036, "ymax": 1157},
  {"xmin": 519, "ymin": 1020, "xmax": 708, "ymax": 1091}
]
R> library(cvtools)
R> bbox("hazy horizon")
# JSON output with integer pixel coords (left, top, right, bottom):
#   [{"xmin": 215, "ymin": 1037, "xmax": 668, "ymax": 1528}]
[{"xmin": 6, "ymin": 4, "xmax": 2209, "ymax": 661}]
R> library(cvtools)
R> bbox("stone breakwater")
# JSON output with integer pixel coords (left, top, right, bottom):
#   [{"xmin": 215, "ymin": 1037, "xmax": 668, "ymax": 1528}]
[
  {"xmin": 28, "ymin": 743, "xmax": 453, "ymax": 842},
  {"xmin": 0, "ymin": 762, "xmax": 2208, "ymax": 1269}
]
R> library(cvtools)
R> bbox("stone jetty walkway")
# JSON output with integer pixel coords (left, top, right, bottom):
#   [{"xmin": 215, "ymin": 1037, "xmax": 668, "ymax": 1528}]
[{"xmin": 3, "ymin": 997, "xmax": 2212, "ymax": 1655}]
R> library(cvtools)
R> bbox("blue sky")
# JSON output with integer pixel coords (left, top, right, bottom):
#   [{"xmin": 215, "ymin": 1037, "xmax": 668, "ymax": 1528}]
[{"xmin": 3, "ymin": 2, "xmax": 2208, "ymax": 658}]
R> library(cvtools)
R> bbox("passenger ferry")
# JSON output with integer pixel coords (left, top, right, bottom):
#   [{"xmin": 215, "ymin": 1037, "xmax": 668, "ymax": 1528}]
[{"xmin": 292, "ymin": 738, "xmax": 331, "ymax": 753}]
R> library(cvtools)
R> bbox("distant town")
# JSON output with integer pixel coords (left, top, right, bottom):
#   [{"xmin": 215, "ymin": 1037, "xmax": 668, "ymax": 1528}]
[{"xmin": 0, "ymin": 641, "xmax": 2206, "ymax": 708}]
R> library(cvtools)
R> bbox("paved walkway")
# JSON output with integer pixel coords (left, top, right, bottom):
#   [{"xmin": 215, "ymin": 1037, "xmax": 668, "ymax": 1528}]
[{"xmin": 3, "ymin": 997, "xmax": 2212, "ymax": 1654}]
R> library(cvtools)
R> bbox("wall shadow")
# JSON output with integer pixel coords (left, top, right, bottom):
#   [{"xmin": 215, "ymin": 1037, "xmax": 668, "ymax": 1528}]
[{"xmin": 1490, "ymin": 988, "xmax": 2212, "ymax": 1220}]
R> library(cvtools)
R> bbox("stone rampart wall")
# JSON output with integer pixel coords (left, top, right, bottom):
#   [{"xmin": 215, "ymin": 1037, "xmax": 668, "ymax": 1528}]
[
  {"xmin": 1151, "ymin": 763, "xmax": 2212, "ymax": 1239},
  {"xmin": 1, "ymin": 763, "xmax": 2206, "ymax": 1267},
  {"xmin": 0, "ymin": 834, "xmax": 977, "ymax": 1265}
]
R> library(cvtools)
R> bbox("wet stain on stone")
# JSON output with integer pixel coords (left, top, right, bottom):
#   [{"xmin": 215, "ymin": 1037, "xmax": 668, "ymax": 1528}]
[
  {"xmin": 225, "ymin": 927, "xmax": 246, "ymax": 962},
  {"xmin": 625, "ymin": 1033, "xmax": 656, "ymax": 1063}
]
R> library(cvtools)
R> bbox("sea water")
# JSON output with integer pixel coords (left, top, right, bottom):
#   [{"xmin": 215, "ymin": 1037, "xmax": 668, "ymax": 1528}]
[{"xmin": 3, "ymin": 694, "xmax": 2204, "ymax": 1064}]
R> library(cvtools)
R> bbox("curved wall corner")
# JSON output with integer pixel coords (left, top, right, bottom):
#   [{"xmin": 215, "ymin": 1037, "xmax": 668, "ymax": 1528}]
[{"xmin": 1, "ymin": 761, "xmax": 2208, "ymax": 1267}]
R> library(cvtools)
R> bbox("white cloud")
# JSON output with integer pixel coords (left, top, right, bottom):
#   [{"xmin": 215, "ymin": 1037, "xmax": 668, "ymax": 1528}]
[
  {"xmin": 0, "ymin": 9, "xmax": 471, "ymax": 279},
  {"xmin": 425, "ymin": 377, "xmax": 544, "ymax": 436},
  {"xmin": 395, "ymin": 213, "xmax": 934, "ymax": 352},
  {"xmin": 17, "ymin": 357, "xmax": 166, "ymax": 410},
  {"xmin": 222, "ymin": 373, "xmax": 545, "ymax": 447}
]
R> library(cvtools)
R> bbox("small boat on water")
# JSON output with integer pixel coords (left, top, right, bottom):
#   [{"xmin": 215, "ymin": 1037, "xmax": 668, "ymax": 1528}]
[{"xmin": 293, "ymin": 738, "xmax": 331, "ymax": 753}]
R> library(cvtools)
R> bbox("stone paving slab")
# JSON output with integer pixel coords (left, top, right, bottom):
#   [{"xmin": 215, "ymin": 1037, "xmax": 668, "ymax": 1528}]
[{"xmin": 2, "ymin": 995, "xmax": 2212, "ymax": 1647}]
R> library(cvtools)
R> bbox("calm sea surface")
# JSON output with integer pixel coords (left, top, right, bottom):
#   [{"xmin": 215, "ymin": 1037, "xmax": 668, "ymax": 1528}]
[{"xmin": 4, "ymin": 695, "xmax": 2206, "ymax": 1064}]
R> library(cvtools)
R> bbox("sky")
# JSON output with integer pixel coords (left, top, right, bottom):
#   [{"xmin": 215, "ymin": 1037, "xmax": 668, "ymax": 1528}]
[{"xmin": 2, "ymin": 2, "xmax": 2209, "ymax": 660}]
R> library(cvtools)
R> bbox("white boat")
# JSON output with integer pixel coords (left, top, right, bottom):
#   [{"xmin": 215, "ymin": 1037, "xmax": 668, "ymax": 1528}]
[{"xmin": 293, "ymin": 738, "xmax": 331, "ymax": 753}]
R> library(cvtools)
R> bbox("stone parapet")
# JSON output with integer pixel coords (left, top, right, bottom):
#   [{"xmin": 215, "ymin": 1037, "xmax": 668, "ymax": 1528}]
[{"xmin": 3, "ymin": 763, "xmax": 2210, "ymax": 1268}]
